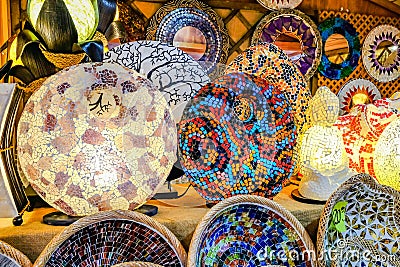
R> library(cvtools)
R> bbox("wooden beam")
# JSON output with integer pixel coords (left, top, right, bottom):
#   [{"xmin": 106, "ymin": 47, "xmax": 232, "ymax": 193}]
[
  {"xmin": 367, "ymin": 0, "xmax": 400, "ymax": 14},
  {"xmin": 0, "ymin": 0, "xmax": 10, "ymax": 67}
]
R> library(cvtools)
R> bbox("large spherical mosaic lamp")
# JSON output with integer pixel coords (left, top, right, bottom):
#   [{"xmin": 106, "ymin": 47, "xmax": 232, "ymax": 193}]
[
  {"xmin": 373, "ymin": 117, "xmax": 400, "ymax": 190},
  {"xmin": 17, "ymin": 62, "xmax": 177, "ymax": 220}
]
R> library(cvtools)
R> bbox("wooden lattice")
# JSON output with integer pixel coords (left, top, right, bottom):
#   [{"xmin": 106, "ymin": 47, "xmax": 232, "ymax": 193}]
[{"xmin": 318, "ymin": 10, "xmax": 400, "ymax": 98}]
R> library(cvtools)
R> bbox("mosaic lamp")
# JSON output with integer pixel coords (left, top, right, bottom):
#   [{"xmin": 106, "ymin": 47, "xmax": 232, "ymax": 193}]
[
  {"xmin": 373, "ymin": 117, "xmax": 400, "ymax": 190},
  {"xmin": 17, "ymin": 62, "xmax": 177, "ymax": 220},
  {"xmin": 296, "ymin": 87, "xmax": 354, "ymax": 202}
]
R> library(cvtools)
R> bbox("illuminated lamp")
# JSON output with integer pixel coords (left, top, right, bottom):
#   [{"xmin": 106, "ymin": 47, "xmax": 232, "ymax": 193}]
[
  {"xmin": 373, "ymin": 117, "xmax": 400, "ymax": 190},
  {"xmin": 17, "ymin": 62, "xmax": 177, "ymax": 221},
  {"xmin": 295, "ymin": 87, "xmax": 354, "ymax": 202}
]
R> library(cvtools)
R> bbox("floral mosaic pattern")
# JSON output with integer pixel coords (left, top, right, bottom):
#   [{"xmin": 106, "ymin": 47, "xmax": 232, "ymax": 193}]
[
  {"xmin": 178, "ymin": 73, "xmax": 296, "ymax": 201},
  {"xmin": 17, "ymin": 62, "xmax": 177, "ymax": 216},
  {"xmin": 256, "ymin": 0, "xmax": 303, "ymax": 10},
  {"xmin": 104, "ymin": 41, "xmax": 210, "ymax": 122},
  {"xmin": 337, "ymin": 79, "xmax": 381, "ymax": 115},
  {"xmin": 226, "ymin": 43, "xmax": 310, "ymax": 134},
  {"xmin": 318, "ymin": 174, "xmax": 400, "ymax": 266},
  {"xmin": 362, "ymin": 24, "xmax": 400, "ymax": 82}
]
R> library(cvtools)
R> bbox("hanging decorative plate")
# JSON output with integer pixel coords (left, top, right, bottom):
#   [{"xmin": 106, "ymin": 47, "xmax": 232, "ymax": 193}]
[
  {"xmin": 178, "ymin": 73, "xmax": 296, "ymax": 201},
  {"xmin": 146, "ymin": 0, "xmax": 229, "ymax": 76},
  {"xmin": 318, "ymin": 17, "xmax": 360, "ymax": 80},
  {"xmin": 17, "ymin": 62, "xmax": 177, "ymax": 216},
  {"xmin": 317, "ymin": 173, "xmax": 400, "ymax": 266},
  {"xmin": 0, "ymin": 240, "xmax": 32, "ymax": 267},
  {"xmin": 226, "ymin": 43, "xmax": 310, "ymax": 133},
  {"xmin": 34, "ymin": 210, "xmax": 187, "ymax": 267},
  {"xmin": 256, "ymin": 0, "xmax": 303, "ymax": 10},
  {"xmin": 337, "ymin": 78, "xmax": 381, "ymax": 115},
  {"xmin": 252, "ymin": 9, "xmax": 322, "ymax": 80},
  {"xmin": 362, "ymin": 24, "xmax": 400, "ymax": 82},
  {"xmin": 112, "ymin": 262, "xmax": 162, "ymax": 267},
  {"xmin": 116, "ymin": 0, "xmax": 145, "ymax": 42},
  {"xmin": 104, "ymin": 41, "xmax": 211, "ymax": 122},
  {"xmin": 188, "ymin": 195, "xmax": 316, "ymax": 266}
]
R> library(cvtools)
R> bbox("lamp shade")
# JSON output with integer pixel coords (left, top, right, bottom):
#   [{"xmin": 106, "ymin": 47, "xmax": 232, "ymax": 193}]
[{"xmin": 17, "ymin": 62, "xmax": 177, "ymax": 216}]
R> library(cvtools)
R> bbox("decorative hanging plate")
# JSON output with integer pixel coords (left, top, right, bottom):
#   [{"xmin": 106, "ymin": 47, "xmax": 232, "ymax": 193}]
[
  {"xmin": 337, "ymin": 78, "xmax": 381, "ymax": 115},
  {"xmin": 178, "ymin": 73, "xmax": 296, "ymax": 201},
  {"xmin": 116, "ymin": 0, "xmax": 145, "ymax": 42},
  {"xmin": 17, "ymin": 62, "xmax": 177, "ymax": 216},
  {"xmin": 112, "ymin": 262, "xmax": 162, "ymax": 267},
  {"xmin": 226, "ymin": 43, "xmax": 310, "ymax": 133},
  {"xmin": 0, "ymin": 240, "xmax": 32, "ymax": 267},
  {"xmin": 104, "ymin": 41, "xmax": 211, "ymax": 122},
  {"xmin": 317, "ymin": 173, "xmax": 400, "ymax": 266},
  {"xmin": 252, "ymin": 9, "xmax": 322, "ymax": 80},
  {"xmin": 34, "ymin": 210, "xmax": 187, "ymax": 267},
  {"xmin": 362, "ymin": 24, "xmax": 400, "ymax": 82},
  {"xmin": 146, "ymin": 0, "xmax": 229, "ymax": 76},
  {"xmin": 318, "ymin": 17, "xmax": 360, "ymax": 80},
  {"xmin": 188, "ymin": 195, "xmax": 316, "ymax": 266},
  {"xmin": 256, "ymin": 0, "xmax": 303, "ymax": 10}
]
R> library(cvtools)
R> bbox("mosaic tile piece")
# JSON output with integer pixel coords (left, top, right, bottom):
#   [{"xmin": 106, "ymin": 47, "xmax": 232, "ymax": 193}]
[
  {"xmin": 146, "ymin": 0, "xmax": 229, "ymax": 77},
  {"xmin": 226, "ymin": 43, "xmax": 310, "ymax": 134},
  {"xmin": 17, "ymin": 62, "xmax": 177, "ymax": 216},
  {"xmin": 256, "ymin": 0, "xmax": 303, "ymax": 10},
  {"xmin": 104, "ymin": 41, "xmax": 210, "ymax": 122},
  {"xmin": 37, "ymin": 211, "xmax": 185, "ymax": 267},
  {"xmin": 317, "ymin": 173, "xmax": 400, "ymax": 267},
  {"xmin": 334, "ymin": 101, "xmax": 400, "ymax": 178},
  {"xmin": 373, "ymin": 117, "xmax": 400, "ymax": 191},
  {"xmin": 252, "ymin": 9, "xmax": 322, "ymax": 80},
  {"xmin": 178, "ymin": 73, "xmax": 296, "ymax": 201},
  {"xmin": 189, "ymin": 195, "xmax": 316, "ymax": 266},
  {"xmin": 318, "ymin": 17, "xmax": 360, "ymax": 80},
  {"xmin": 362, "ymin": 25, "xmax": 400, "ymax": 82},
  {"xmin": 337, "ymin": 79, "xmax": 381, "ymax": 115}
]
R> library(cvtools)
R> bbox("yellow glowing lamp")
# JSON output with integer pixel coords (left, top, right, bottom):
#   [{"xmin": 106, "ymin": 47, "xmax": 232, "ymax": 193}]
[{"xmin": 373, "ymin": 117, "xmax": 400, "ymax": 191}]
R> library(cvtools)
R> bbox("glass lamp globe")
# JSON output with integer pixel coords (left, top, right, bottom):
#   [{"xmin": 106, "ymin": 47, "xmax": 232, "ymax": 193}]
[{"xmin": 17, "ymin": 62, "xmax": 177, "ymax": 216}]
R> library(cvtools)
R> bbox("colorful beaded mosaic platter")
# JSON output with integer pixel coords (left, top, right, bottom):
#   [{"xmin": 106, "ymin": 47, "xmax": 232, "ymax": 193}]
[
  {"xmin": 317, "ymin": 173, "xmax": 400, "ymax": 267},
  {"xmin": 179, "ymin": 73, "xmax": 296, "ymax": 201},
  {"xmin": 188, "ymin": 195, "xmax": 316, "ymax": 266},
  {"xmin": 17, "ymin": 62, "xmax": 177, "ymax": 216},
  {"xmin": 334, "ymin": 102, "xmax": 400, "ymax": 178},
  {"xmin": 34, "ymin": 210, "xmax": 186, "ymax": 267},
  {"xmin": 252, "ymin": 9, "xmax": 322, "ymax": 80},
  {"xmin": 226, "ymin": 43, "xmax": 310, "ymax": 134},
  {"xmin": 318, "ymin": 17, "xmax": 360, "ymax": 80},
  {"xmin": 146, "ymin": 0, "xmax": 229, "ymax": 76},
  {"xmin": 337, "ymin": 78, "xmax": 381, "ymax": 115},
  {"xmin": 112, "ymin": 262, "xmax": 162, "ymax": 267},
  {"xmin": 0, "ymin": 240, "xmax": 32, "ymax": 267},
  {"xmin": 256, "ymin": 0, "xmax": 303, "ymax": 10},
  {"xmin": 373, "ymin": 117, "xmax": 400, "ymax": 191},
  {"xmin": 362, "ymin": 24, "xmax": 400, "ymax": 82},
  {"xmin": 104, "ymin": 41, "xmax": 211, "ymax": 122}
]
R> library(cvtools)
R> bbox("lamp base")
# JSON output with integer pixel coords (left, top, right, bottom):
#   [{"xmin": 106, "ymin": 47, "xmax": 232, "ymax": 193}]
[
  {"xmin": 153, "ymin": 182, "xmax": 178, "ymax": 199},
  {"xmin": 291, "ymin": 189, "xmax": 326, "ymax": 205},
  {"xmin": 42, "ymin": 205, "xmax": 159, "ymax": 226}
]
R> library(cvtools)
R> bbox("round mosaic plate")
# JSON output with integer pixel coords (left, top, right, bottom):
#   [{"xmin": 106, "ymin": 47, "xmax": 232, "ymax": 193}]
[
  {"xmin": 116, "ymin": 0, "xmax": 145, "ymax": 42},
  {"xmin": 226, "ymin": 43, "xmax": 310, "ymax": 133},
  {"xmin": 334, "ymin": 102, "xmax": 400, "ymax": 177},
  {"xmin": 256, "ymin": 0, "xmax": 302, "ymax": 10},
  {"xmin": 0, "ymin": 240, "xmax": 32, "ymax": 267},
  {"xmin": 34, "ymin": 210, "xmax": 186, "ymax": 267},
  {"xmin": 337, "ymin": 78, "xmax": 381, "ymax": 115},
  {"xmin": 104, "ymin": 40, "xmax": 211, "ymax": 122},
  {"xmin": 252, "ymin": 9, "xmax": 322, "ymax": 80},
  {"xmin": 188, "ymin": 195, "xmax": 316, "ymax": 266},
  {"xmin": 112, "ymin": 262, "xmax": 162, "ymax": 267},
  {"xmin": 179, "ymin": 73, "xmax": 296, "ymax": 201},
  {"xmin": 362, "ymin": 24, "xmax": 400, "ymax": 82},
  {"xmin": 318, "ymin": 17, "xmax": 360, "ymax": 80},
  {"xmin": 146, "ymin": 0, "xmax": 229, "ymax": 76},
  {"xmin": 17, "ymin": 62, "xmax": 177, "ymax": 216},
  {"xmin": 317, "ymin": 173, "xmax": 400, "ymax": 266}
]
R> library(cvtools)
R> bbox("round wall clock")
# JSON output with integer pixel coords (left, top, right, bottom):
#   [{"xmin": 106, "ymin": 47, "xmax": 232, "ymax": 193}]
[
  {"xmin": 318, "ymin": 17, "xmax": 360, "ymax": 80},
  {"xmin": 146, "ymin": 0, "xmax": 229, "ymax": 77},
  {"xmin": 362, "ymin": 24, "xmax": 400, "ymax": 82},
  {"xmin": 252, "ymin": 9, "xmax": 322, "ymax": 80}
]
